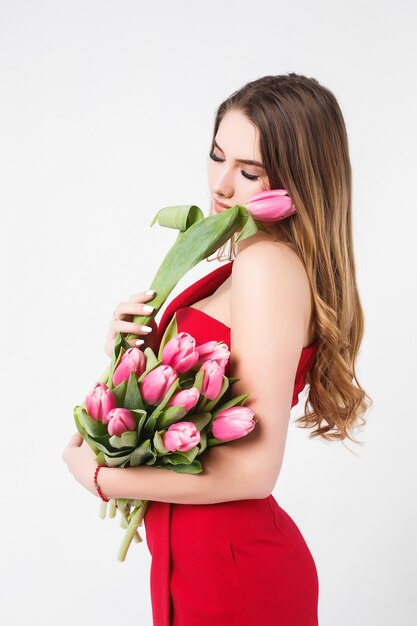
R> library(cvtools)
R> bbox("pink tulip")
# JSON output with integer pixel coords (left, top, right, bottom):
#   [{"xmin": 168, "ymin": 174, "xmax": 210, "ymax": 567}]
[
  {"xmin": 102, "ymin": 407, "xmax": 136, "ymax": 437},
  {"xmin": 212, "ymin": 406, "xmax": 256, "ymax": 441},
  {"xmin": 112, "ymin": 347, "xmax": 146, "ymax": 387},
  {"xmin": 196, "ymin": 340, "xmax": 230, "ymax": 373},
  {"xmin": 167, "ymin": 387, "xmax": 200, "ymax": 411},
  {"xmin": 245, "ymin": 189, "xmax": 296, "ymax": 222},
  {"xmin": 140, "ymin": 364, "xmax": 178, "ymax": 405},
  {"xmin": 163, "ymin": 421, "xmax": 201, "ymax": 452},
  {"xmin": 162, "ymin": 332, "xmax": 200, "ymax": 373},
  {"xmin": 201, "ymin": 360, "xmax": 224, "ymax": 400},
  {"xmin": 85, "ymin": 382, "xmax": 117, "ymax": 422}
]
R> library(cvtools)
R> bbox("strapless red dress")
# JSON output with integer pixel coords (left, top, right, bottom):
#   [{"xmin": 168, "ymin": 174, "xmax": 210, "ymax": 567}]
[{"xmin": 144, "ymin": 260, "xmax": 320, "ymax": 626}]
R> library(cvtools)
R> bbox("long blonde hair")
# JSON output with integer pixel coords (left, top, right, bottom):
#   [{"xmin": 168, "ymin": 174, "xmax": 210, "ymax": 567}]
[{"xmin": 207, "ymin": 73, "xmax": 372, "ymax": 446}]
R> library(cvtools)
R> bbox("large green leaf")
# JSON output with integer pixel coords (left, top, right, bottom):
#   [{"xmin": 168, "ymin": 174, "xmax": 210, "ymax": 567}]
[{"xmin": 124, "ymin": 204, "xmax": 265, "ymax": 341}]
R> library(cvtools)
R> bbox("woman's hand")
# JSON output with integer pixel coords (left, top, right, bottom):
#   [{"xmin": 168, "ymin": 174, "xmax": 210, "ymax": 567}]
[
  {"xmin": 104, "ymin": 290, "xmax": 158, "ymax": 357},
  {"xmin": 61, "ymin": 432, "xmax": 100, "ymax": 497}
]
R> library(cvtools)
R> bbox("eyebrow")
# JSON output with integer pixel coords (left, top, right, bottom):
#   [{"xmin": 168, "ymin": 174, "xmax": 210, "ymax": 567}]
[{"xmin": 213, "ymin": 139, "xmax": 265, "ymax": 169}]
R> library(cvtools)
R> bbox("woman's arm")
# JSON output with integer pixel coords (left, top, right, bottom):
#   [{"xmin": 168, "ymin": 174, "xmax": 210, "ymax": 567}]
[{"xmin": 99, "ymin": 241, "xmax": 311, "ymax": 505}]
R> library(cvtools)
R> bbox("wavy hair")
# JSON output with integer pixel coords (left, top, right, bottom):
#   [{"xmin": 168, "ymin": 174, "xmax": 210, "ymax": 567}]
[{"xmin": 206, "ymin": 73, "xmax": 372, "ymax": 447}]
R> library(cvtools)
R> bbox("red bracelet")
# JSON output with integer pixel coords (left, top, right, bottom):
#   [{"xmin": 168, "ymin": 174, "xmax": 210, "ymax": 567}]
[{"xmin": 93, "ymin": 464, "xmax": 110, "ymax": 502}]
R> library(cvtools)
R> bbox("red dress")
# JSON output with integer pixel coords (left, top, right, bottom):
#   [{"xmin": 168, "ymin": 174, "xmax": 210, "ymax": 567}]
[{"xmin": 144, "ymin": 260, "xmax": 320, "ymax": 626}]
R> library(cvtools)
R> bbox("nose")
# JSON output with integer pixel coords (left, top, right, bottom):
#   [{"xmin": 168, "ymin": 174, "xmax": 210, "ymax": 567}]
[{"xmin": 212, "ymin": 175, "xmax": 234, "ymax": 202}]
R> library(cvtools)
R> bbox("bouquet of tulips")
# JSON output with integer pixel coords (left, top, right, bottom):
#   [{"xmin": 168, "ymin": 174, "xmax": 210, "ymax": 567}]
[{"xmin": 73, "ymin": 189, "xmax": 296, "ymax": 561}]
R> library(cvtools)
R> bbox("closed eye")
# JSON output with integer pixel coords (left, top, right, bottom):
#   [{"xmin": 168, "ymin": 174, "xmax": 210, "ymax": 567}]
[{"xmin": 209, "ymin": 150, "xmax": 260, "ymax": 181}]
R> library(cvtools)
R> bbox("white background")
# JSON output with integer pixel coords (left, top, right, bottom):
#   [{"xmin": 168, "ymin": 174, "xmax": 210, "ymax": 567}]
[{"xmin": 1, "ymin": 1, "xmax": 416, "ymax": 625}]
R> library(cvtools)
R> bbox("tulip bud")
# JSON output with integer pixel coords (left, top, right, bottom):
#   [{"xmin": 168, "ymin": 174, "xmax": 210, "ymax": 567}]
[
  {"xmin": 201, "ymin": 360, "xmax": 224, "ymax": 400},
  {"xmin": 167, "ymin": 387, "xmax": 200, "ymax": 411},
  {"xmin": 163, "ymin": 421, "xmax": 201, "ymax": 452},
  {"xmin": 140, "ymin": 364, "xmax": 178, "ymax": 405},
  {"xmin": 85, "ymin": 382, "xmax": 117, "ymax": 421},
  {"xmin": 112, "ymin": 347, "xmax": 146, "ymax": 387},
  {"xmin": 162, "ymin": 332, "xmax": 200, "ymax": 373},
  {"xmin": 245, "ymin": 189, "xmax": 296, "ymax": 222},
  {"xmin": 102, "ymin": 407, "xmax": 136, "ymax": 437},
  {"xmin": 212, "ymin": 406, "xmax": 256, "ymax": 441},
  {"xmin": 196, "ymin": 340, "xmax": 230, "ymax": 373}
]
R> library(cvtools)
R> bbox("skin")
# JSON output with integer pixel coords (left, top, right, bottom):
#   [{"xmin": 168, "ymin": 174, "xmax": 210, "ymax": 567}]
[{"xmin": 62, "ymin": 109, "xmax": 314, "ymax": 504}]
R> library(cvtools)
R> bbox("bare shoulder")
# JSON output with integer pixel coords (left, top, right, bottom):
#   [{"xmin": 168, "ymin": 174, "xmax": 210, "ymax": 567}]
[{"xmin": 231, "ymin": 239, "xmax": 311, "ymax": 308}]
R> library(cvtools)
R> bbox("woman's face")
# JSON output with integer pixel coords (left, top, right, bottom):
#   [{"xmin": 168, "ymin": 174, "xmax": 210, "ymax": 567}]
[{"xmin": 207, "ymin": 109, "xmax": 270, "ymax": 214}]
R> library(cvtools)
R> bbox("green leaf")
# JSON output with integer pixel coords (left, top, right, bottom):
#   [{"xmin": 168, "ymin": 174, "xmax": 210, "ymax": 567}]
[
  {"xmin": 213, "ymin": 393, "xmax": 251, "ymax": 416},
  {"xmin": 142, "ymin": 414, "xmax": 156, "ymax": 439},
  {"xmin": 125, "ymin": 204, "xmax": 262, "ymax": 341},
  {"xmin": 142, "ymin": 346, "xmax": 159, "ymax": 370},
  {"xmin": 111, "ymin": 378, "xmax": 128, "ymax": 405},
  {"xmin": 129, "ymin": 439, "xmax": 155, "ymax": 467},
  {"xmin": 76, "ymin": 406, "xmax": 108, "ymax": 438},
  {"xmin": 157, "ymin": 314, "xmax": 179, "ymax": 361},
  {"xmin": 198, "ymin": 429, "xmax": 207, "ymax": 454},
  {"xmin": 164, "ymin": 447, "xmax": 199, "ymax": 464},
  {"xmin": 109, "ymin": 429, "xmax": 138, "ymax": 450},
  {"xmin": 124, "ymin": 370, "xmax": 144, "ymax": 410},
  {"xmin": 107, "ymin": 341, "xmax": 127, "ymax": 390},
  {"xmin": 103, "ymin": 451, "xmax": 133, "ymax": 467},
  {"xmin": 164, "ymin": 461, "xmax": 202, "ymax": 474},
  {"xmin": 184, "ymin": 411, "xmax": 212, "ymax": 431},
  {"xmin": 132, "ymin": 408, "xmax": 148, "ymax": 439},
  {"xmin": 155, "ymin": 404, "xmax": 187, "ymax": 429},
  {"xmin": 153, "ymin": 430, "xmax": 169, "ymax": 455},
  {"xmin": 206, "ymin": 437, "xmax": 230, "ymax": 447}
]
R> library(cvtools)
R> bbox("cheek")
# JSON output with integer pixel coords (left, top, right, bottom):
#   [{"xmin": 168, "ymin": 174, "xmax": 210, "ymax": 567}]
[{"xmin": 207, "ymin": 161, "xmax": 216, "ymax": 186}]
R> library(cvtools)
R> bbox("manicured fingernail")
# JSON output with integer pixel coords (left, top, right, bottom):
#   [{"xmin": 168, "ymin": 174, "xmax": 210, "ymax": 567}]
[
  {"xmin": 135, "ymin": 339, "xmax": 145, "ymax": 346},
  {"xmin": 146, "ymin": 290, "xmax": 155, "ymax": 296},
  {"xmin": 143, "ymin": 304, "xmax": 154, "ymax": 313},
  {"xmin": 141, "ymin": 325, "xmax": 152, "ymax": 332}
]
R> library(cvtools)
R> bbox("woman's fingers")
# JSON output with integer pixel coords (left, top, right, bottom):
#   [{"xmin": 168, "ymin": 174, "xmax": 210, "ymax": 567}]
[
  {"xmin": 112, "ymin": 318, "xmax": 154, "ymax": 336},
  {"xmin": 105, "ymin": 291, "xmax": 157, "ymax": 357},
  {"xmin": 113, "ymin": 291, "xmax": 156, "ymax": 322}
]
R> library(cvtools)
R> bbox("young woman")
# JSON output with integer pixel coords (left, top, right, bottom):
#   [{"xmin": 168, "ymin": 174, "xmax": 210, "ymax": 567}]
[{"xmin": 63, "ymin": 73, "xmax": 372, "ymax": 625}]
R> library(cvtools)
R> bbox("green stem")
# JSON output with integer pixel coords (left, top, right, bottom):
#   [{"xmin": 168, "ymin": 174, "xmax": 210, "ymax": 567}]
[{"xmin": 117, "ymin": 501, "xmax": 148, "ymax": 562}]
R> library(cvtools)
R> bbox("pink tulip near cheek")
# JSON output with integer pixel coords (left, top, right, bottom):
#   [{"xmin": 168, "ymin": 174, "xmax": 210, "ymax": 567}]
[
  {"xmin": 112, "ymin": 347, "xmax": 146, "ymax": 387},
  {"xmin": 167, "ymin": 387, "xmax": 200, "ymax": 411},
  {"xmin": 163, "ymin": 421, "xmax": 201, "ymax": 452},
  {"xmin": 201, "ymin": 360, "xmax": 224, "ymax": 400},
  {"xmin": 162, "ymin": 332, "xmax": 200, "ymax": 373},
  {"xmin": 140, "ymin": 364, "xmax": 178, "ymax": 405},
  {"xmin": 102, "ymin": 407, "xmax": 136, "ymax": 437},
  {"xmin": 196, "ymin": 340, "xmax": 230, "ymax": 373},
  {"xmin": 85, "ymin": 382, "xmax": 117, "ymax": 421},
  {"xmin": 212, "ymin": 406, "xmax": 256, "ymax": 441},
  {"xmin": 245, "ymin": 189, "xmax": 297, "ymax": 222}
]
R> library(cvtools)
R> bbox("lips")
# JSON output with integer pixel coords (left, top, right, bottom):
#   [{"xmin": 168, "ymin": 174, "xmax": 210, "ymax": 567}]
[{"xmin": 214, "ymin": 199, "xmax": 231, "ymax": 209}]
